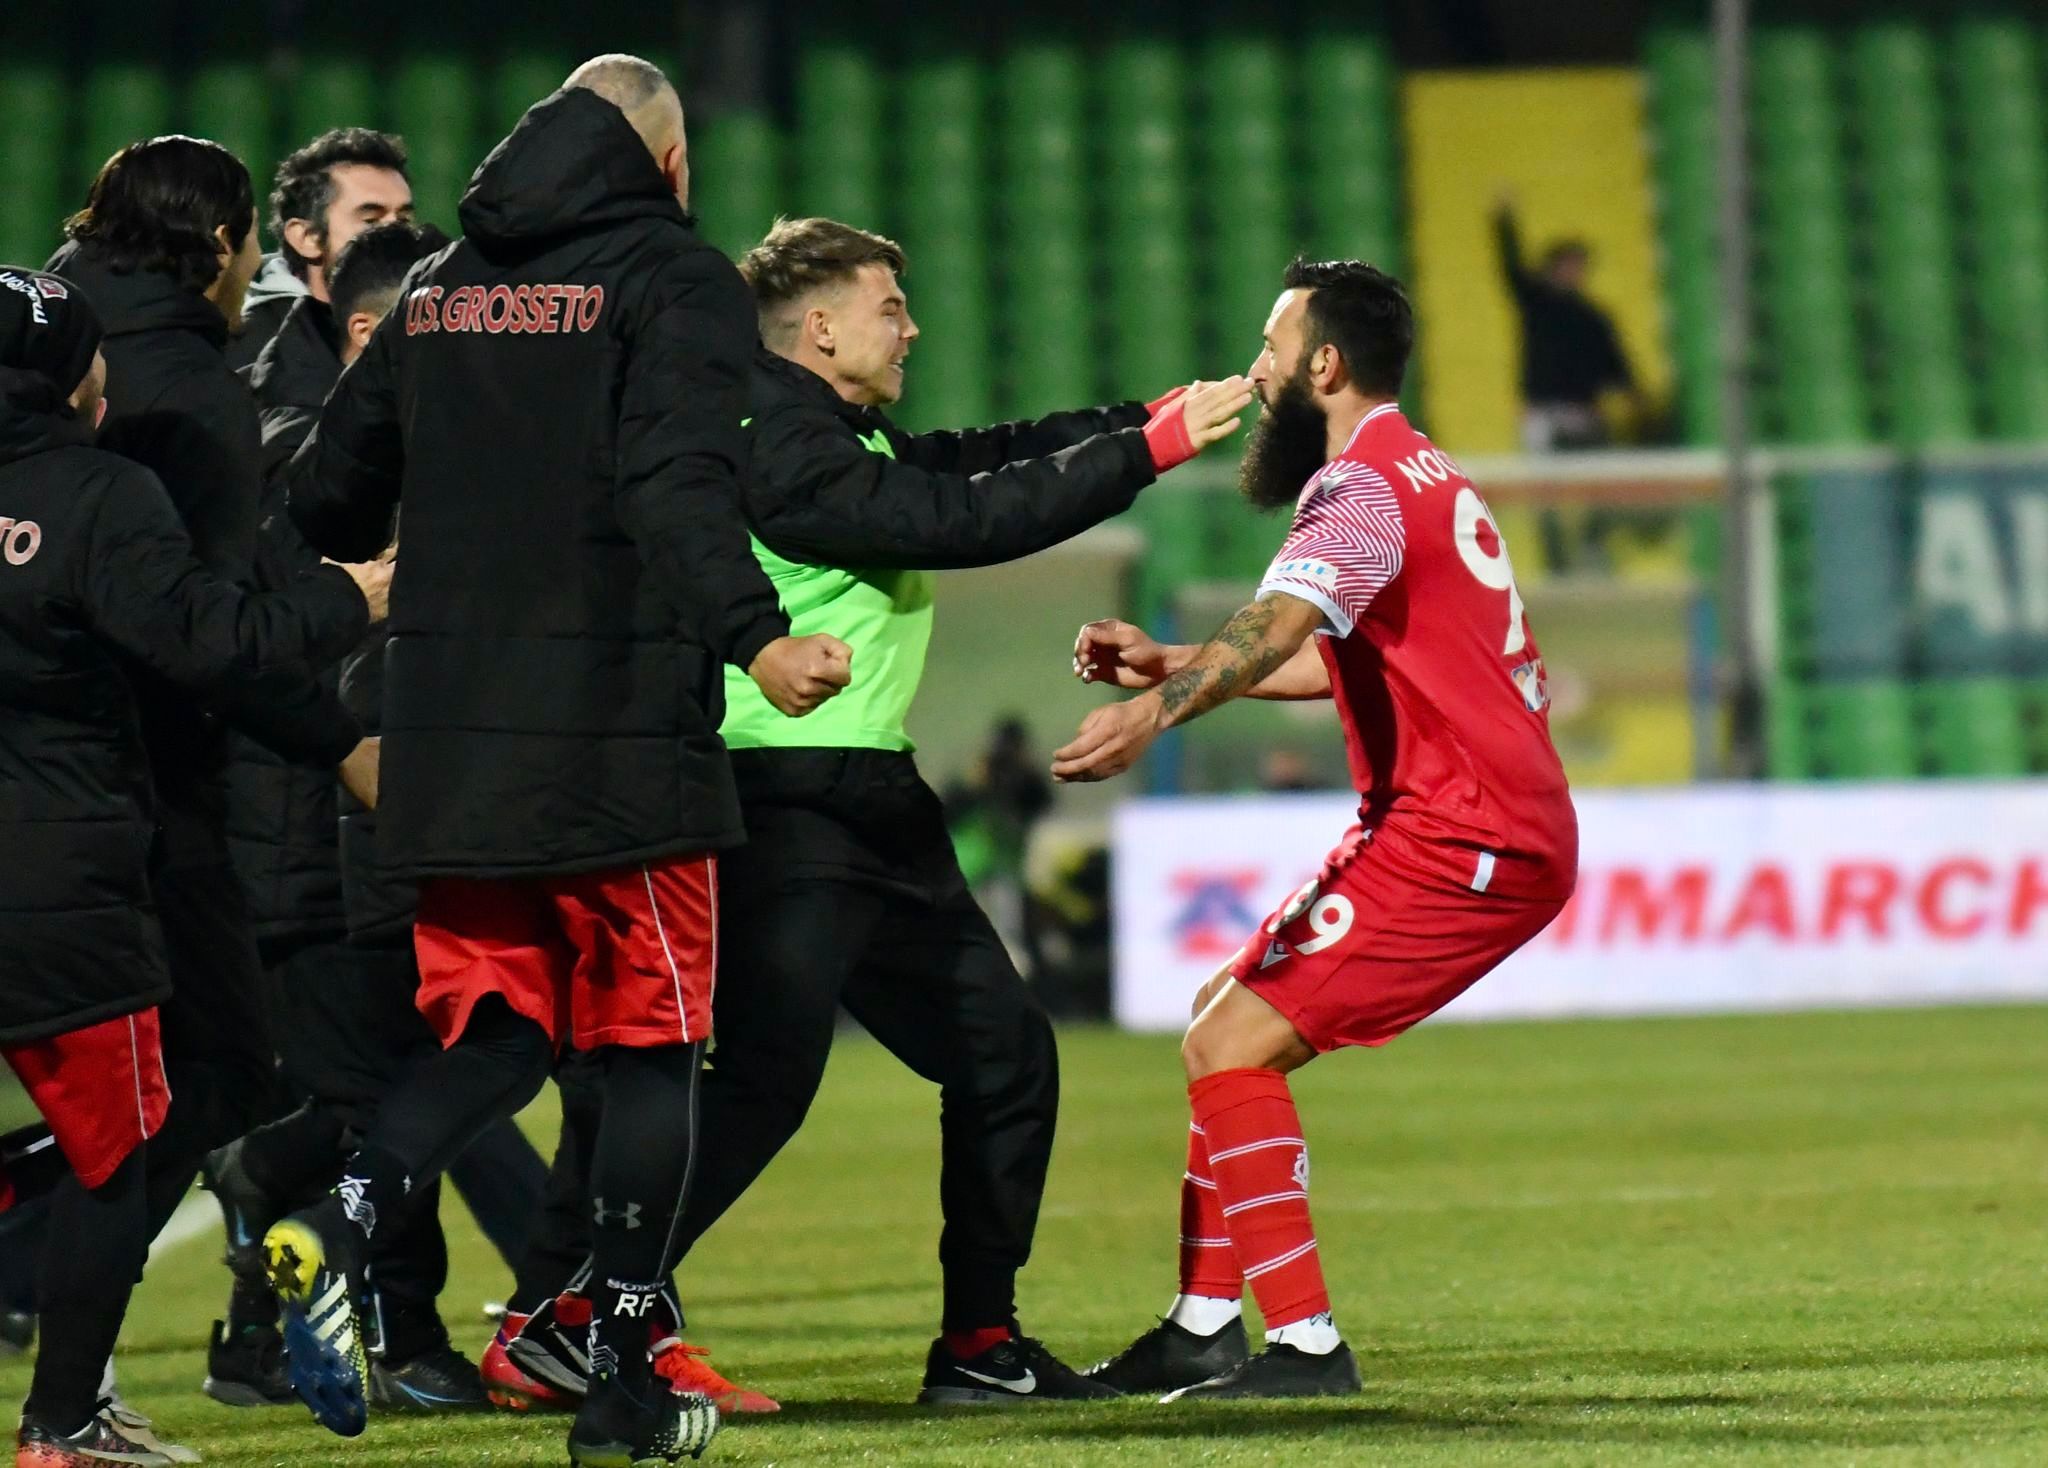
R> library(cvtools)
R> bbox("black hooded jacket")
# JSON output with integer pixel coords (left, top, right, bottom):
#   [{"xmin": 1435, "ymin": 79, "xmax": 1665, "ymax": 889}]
[
  {"xmin": 43, "ymin": 243, "xmax": 364, "ymax": 845},
  {"xmin": 289, "ymin": 87, "xmax": 789, "ymax": 880},
  {"xmin": 0, "ymin": 366, "xmax": 367, "ymax": 1043},
  {"xmin": 224, "ymin": 295, "xmax": 353, "ymax": 943}
]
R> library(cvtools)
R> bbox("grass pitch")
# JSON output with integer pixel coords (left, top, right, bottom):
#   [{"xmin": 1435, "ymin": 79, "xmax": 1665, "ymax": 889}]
[{"xmin": 5, "ymin": 1006, "xmax": 2046, "ymax": 1466}]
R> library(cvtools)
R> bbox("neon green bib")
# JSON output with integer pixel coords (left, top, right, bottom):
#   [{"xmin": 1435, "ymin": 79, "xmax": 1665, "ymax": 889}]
[{"xmin": 720, "ymin": 429, "xmax": 935, "ymax": 751}]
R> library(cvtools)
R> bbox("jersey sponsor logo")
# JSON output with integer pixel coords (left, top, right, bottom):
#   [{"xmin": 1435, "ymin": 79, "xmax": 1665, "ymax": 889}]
[
  {"xmin": 1269, "ymin": 556, "xmax": 1340, "ymax": 586},
  {"xmin": 0, "ymin": 517, "xmax": 42, "ymax": 566},
  {"xmin": 403, "ymin": 282, "xmax": 606, "ymax": 337},
  {"xmin": 1169, "ymin": 870, "xmax": 1265, "ymax": 958},
  {"xmin": 1511, "ymin": 657, "xmax": 1550, "ymax": 712}
]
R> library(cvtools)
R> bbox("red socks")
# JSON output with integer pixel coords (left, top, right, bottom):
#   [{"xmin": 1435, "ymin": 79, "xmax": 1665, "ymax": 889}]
[
  {"xmin": 942, "ymin": 1325, "xmax": 1014, "ymax": 1361},
  {"xmin": 1178, "ymin": 1122, "xmax": 1243, "ymax": 1298},
  {"xmin": 1187, "ymin": 1067, "xmax": 1331, "ymax": 1330}
]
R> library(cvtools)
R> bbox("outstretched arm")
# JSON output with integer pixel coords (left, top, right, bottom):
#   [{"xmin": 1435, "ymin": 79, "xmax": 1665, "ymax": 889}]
[{"xmin": 1052, "ymin": 591, "xmax": 1323, "ymax": 782}]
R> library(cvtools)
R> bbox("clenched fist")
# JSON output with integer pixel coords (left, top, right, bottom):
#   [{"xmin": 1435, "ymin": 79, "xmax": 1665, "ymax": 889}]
[{"xmin": 749, "ymin": 634, "xmax": 853, "ymax": 717}]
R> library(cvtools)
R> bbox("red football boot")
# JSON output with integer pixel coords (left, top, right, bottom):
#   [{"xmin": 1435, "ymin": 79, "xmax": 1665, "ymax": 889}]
[
  {"xmin": 482, "ymin": 1311, "xmax": 577, "ymax": 1412},
  {"xmin": 652, "ymin": 1336, "xmax": 780, "ymax": 1415}
]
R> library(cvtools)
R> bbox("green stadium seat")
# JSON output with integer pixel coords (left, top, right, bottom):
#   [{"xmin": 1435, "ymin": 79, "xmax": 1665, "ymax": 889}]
[
  {"xmin": 1300, "ymin": 24, "xmax": 1402, "ymax": 275},
  {"xmin": 290, "ymin": 61, "xmax": 378, "ymax": 149},
  {"xmin": 0, "ymin": 66, "xmax": 67, "ymax": 267},
  {"xmin": 795, "ymin": 45, "xmax": 883, "ymax": 226},
  {"xmin": 1751, "ymin": 28, "xmax": 1869, "ymax": 445},
  {"xmin": 1951, "ymin": 18, "xmax": 2048, "ymax": 440},
  {"xmin": 185, "ymin": 65, "xmax": 273, "ymax": 209},
  {"xmin": 1201, "ymin": 37, "xmax": 1292, "ymax": 366},
  {"xmin": 1806, "ymin": 680, "xmax": 1916, "ymax": 779},
  {"xmin": 1098, "ymin": 40, "xmax": 1196, "ymax": 399},
  {"xmin": 1846, "ymin": 22, "xmax": 1974, "ymax": 445},
  {"xmin": 392, "ymin": 57, "xmax": 479, "ymax": 234},
  {"xmin": 898, "ymin": 51, "xmax": 991, "ymax": 431},
  {"xmin": 997, "ymin": 44, "xmax": 1093, "ymax": 414},
  {"xmin": 1765, "ymin": 679, "xmax": 1812, "ymax": 780},
  {"xmin": 1917, "ymin": 678, "xmax": 2026, "ymax": 777},
  {"xmin": 1644, "ymin": 26, "xmax": 1720, "ymax": 443},
  {"xmin": 80, "ymin": 65, "xmax": 173, "ymax": 196},
  {"xmin": 692, "ymin": 111, "xmax": 782, "ymax": 263},
  {"xmin": 491, "ymin": 54, "xmax": 571, "ymax": 143}
]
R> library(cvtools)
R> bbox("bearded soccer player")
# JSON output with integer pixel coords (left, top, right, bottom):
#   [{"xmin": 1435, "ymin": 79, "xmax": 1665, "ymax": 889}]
[{"xmin": 1060, "ymin": 259, "xmax": 1578, "ymax": 1400}]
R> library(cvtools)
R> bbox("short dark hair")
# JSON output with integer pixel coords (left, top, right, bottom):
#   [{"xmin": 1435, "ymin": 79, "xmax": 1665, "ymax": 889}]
[
  {"xmin": 739, "ymin": 216, "xmax": 907, "ymax": 346},
  {"xmin": 64, "ymin": 136, "xmax": 255, "ymax": 292},
  {"xmin": 1281, "ymin": 256, "xmax": 1413, "ymax": 397},
  {"xmin": 270, "ymin": 128, "xmax": 410, "ymax": 281},
  {"xmin": 328, "ymin": 220, "xmax": 448, "ymax": 324}
]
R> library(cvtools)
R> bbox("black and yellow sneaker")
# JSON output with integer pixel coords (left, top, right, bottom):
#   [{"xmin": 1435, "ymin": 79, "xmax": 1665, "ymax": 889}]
[
  {"xmin": 567, "ymin": 1370, "xmax": 719, "ymax": 1466},
  {"xmin": 1084, "ymin": 1315, "xmax": 1250, "ymax": 1396},
  {"xmin": 916, "ymin": 1335, "xmax": 1120, "ymax": 1406},
  {"xmin": 262, "ymin": 1200, "xmax": 369, "ymax": 1437},
  {"xmin": 1162, "ymin": 1340, "xmax": 1363, "ymax": 1401}
]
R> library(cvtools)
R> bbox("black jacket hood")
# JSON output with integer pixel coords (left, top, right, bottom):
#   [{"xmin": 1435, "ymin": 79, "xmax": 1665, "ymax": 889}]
[
  {"xmin": 44, "ymin": 240, "xmax": 228, "ymax": 346},
  {"xmin": 0, "ymin": 366, "xmax": 89, "ymax": 469},
  {"xmin": 248, "ymin": 295, "xmax": 341, "ymax": 410},
  {"xmin": 459, "ymin": 88, "xmax": 687, "ymax": 260}
]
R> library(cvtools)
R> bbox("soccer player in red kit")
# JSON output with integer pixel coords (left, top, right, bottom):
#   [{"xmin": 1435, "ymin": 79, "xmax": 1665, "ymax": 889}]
[{"xmin": 1056, "ymin": 258, "xmax": 1577, "ymax": 1400}]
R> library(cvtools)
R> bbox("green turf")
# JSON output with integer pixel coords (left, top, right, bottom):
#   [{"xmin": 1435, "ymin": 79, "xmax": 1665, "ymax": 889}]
[{"xmin": 6, "ymin": 1006, "xmax": 2047, "ymax": 1465}]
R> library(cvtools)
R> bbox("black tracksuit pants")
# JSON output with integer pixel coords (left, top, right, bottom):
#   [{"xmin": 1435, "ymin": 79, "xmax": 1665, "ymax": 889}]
[{"xmin": 664, "ymin": 749, "xmax": 1059, "ymax": 1331}]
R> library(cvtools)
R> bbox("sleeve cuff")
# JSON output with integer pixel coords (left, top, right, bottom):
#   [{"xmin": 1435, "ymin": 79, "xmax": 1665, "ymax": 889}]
[
  {"xmin": 727, "ymin": 611, "xmax": 792, "ymax": 674},
  {"xmin": 1257, "ymin": 578, "xmax": 1353, "ymax": 638}
]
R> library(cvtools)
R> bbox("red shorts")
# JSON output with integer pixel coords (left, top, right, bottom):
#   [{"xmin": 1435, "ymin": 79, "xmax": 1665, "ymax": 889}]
[
  {"xmin": 1228, "ymin": 826, "xmax": 1566, "ymax": 1052},
  {"xmin": 415, "ymin": 854, "xmax": 717, "ymax": 1051},
  {"xmin": 2, "ymin": 1008, "xmax": 169, "ymax": 1190}
]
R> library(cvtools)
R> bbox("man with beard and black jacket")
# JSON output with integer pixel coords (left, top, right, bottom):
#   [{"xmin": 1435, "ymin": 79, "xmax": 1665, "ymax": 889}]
[
  {"xmin": 271, "ymin": 56, "xmax": 849, "ymax": 1464},
  {"xmin": 205, "ymin": 220, "xmax": 548, "ymax": 1413},
  {"xmin": 0, "ymin": 270, "xmax": 384, "ymax": 1468},
  {"xmin": 528, "ymin": 216, "xmax": 1249, "ymax": 1406},
  {"xmin": 227, "ymin": 128, "xmax": 414, "ymax": 373}
]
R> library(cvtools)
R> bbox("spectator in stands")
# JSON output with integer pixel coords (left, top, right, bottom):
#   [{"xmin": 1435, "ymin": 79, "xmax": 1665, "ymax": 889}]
[
  {"xmin": 1492, "ymin": 192, "xmax": 1641, "ymax": 451},
  {"xmin": 228, "ymin": 128, "xmax": 413, "ymax": 371},
  {"xmin": 1259, "ymin": 748, "xmax": 1316, "ymax": 793}
]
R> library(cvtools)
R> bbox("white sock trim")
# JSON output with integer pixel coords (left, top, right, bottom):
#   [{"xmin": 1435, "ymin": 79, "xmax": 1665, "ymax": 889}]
[
  {"xmin": 1167, "ymin": 1293, "xmax": 1244, "ymax": 1334},
  {"xmin": 1267, "ymin": 1311, "xmax": 1342, "ymax": 1355}
]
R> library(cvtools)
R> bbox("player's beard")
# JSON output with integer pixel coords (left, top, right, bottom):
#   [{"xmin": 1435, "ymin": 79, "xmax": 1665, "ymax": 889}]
[{"xmin": 1238, "ymin": 366, "xmax": 1329, "ymax": 512}]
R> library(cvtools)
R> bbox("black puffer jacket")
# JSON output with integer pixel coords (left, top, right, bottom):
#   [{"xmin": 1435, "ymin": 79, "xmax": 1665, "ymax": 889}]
[
  {"xmin": 225, "ymin": 296, "xmax": 352, "ymax": 943},
  {"xmin": 335, "ymin": 623, "xmax": 413, "ymax": 943},
  {"xmin": 290, "ymin": 88, "xmax": 788, "ymax": 880},
  {"xmin": 0, "ymin": 366, "xmax": 367, "ymax": 1044},
  {"xmin": 44, "ymin": 243, "xmax": 363, "ymax": 840}
]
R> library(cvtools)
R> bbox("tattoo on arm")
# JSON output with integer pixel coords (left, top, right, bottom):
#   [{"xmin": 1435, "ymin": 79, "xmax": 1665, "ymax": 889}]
[{"xmin": 1152, "ymin": 596, "xmax": 1299, "ymax": 729}]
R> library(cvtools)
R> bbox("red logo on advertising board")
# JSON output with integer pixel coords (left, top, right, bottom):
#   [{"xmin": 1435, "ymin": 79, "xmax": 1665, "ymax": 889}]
[{"xmin": 1539, "ymin": 857, "xmax": 2048, "ymax": 948}]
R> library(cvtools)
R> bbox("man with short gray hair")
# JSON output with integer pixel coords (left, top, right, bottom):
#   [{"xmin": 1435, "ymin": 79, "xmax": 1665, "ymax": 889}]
[{"xmin": 268, "ymin": 54, "xmax": 846, "ymax": 1465}]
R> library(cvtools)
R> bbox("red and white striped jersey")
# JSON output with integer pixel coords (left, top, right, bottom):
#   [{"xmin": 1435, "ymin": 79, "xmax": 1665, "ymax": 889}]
[{"xmin": 1258, "ymin": 404, "xmax": 1577, "ymax": 900}]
